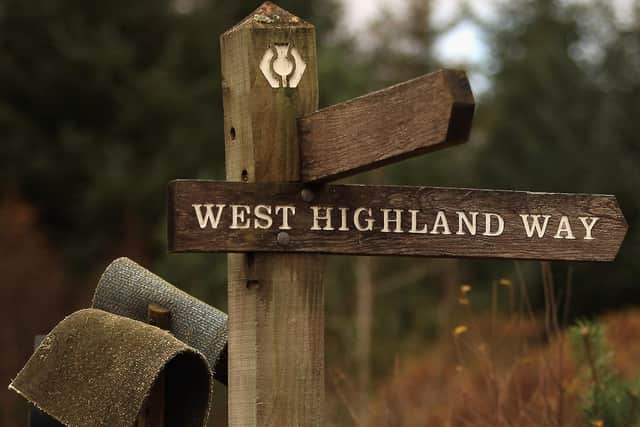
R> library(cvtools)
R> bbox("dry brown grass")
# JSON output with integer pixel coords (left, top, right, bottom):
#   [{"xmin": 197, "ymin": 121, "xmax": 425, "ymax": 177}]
[{"xmin": 330, "ymin": 264, "xmax": 640, "ymax": 427}]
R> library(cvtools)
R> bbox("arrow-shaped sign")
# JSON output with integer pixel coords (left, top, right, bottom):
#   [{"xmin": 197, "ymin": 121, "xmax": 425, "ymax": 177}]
[
  {"xmin": 298, "ymin": 69, "xmax": 474, "ymax": 182},
  {"xmin": 169, "ymin": 181, "xmax": 627, "ymax": 262}
]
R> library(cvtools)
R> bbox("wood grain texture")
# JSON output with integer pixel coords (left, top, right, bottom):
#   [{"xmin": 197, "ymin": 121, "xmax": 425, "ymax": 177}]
[
  {"xmin": 298, "ymin": 69, "xmax": 475, "ymax": 182},
  {"xmin": 169, "ymin": 181, "xmax": 628, "ymax": 262},
  {"xmin": 220, "ymin": 3, "xmax": 325, "ymax": 426},
  {"xmin": 147, "ymin": 304, "xmax": 171, "ymax": 330}
]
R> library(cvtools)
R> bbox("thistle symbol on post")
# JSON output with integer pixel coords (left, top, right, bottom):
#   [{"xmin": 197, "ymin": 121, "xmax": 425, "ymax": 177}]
[{"xmin": 259, "ymin": 43, "xmax": 307, "ymax": 88}]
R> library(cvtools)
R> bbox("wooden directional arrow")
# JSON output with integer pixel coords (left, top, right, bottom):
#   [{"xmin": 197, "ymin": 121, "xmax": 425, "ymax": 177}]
[
  {"xmin": 298, "ymin": 69, "xmax": 474, "ymax": 182},
  {"xmin": 169, "ymin": 181, "xmax": 627, "ymax": 262}
]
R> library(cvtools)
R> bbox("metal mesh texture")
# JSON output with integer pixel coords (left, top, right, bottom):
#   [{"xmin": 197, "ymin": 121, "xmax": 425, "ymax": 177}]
[{"xmin": 92, "ymin": 257, "xmax": 228, "ymax": 383}]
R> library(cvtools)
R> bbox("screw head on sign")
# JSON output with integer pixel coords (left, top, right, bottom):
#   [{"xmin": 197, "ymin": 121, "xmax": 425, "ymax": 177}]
[
  {"xmin": 301, "ymin": 188, "xmax": 314, "ymax": 202},
  {"xmin": 276, "ymin": 232, "xmax": 291, "ymax": 247}
]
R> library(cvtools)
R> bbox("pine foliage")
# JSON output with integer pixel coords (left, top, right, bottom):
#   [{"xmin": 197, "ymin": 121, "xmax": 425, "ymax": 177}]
[{"xmin": 569, "ymin": 320, "xmax": 640, "ymax": 426}]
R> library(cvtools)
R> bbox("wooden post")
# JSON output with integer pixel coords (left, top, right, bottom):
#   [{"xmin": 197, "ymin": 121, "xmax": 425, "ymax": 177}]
[
  {"xmin": 354, "ymin": 256, "xmax": 373, "ymax": 424},
  {"xmin": 137, "ymin": 304, "xmax": 171, "ymax": 427},
  {"xmin": 220, "ymin": 3, "xmax": 325, "ymax": 426}
]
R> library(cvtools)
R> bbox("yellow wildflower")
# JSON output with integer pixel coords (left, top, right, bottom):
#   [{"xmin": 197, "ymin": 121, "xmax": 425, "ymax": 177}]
[
  {"xmin": 591, "ymin": 420, "xmax": 604, "ymax": 427},
  {"xmin": 499, "ymin": 278, "xmax": 512, "ymax": 287},
  {"xmin": 460, "ymin": 284, "xmax": 472, "ymax": 294},
  {"xmin": 453, "ymin": 325, "xmax": 468, "ymax": 336}
]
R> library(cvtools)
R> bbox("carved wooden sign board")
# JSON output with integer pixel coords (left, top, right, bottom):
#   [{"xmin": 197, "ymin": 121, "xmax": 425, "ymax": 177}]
[
  {"xmin": 168, "ymin": 3, "xmax": 628, "ymax": 425},
  {"xmin": 169, "ymin": 181, "xmax": 626, "ymax": 261}
]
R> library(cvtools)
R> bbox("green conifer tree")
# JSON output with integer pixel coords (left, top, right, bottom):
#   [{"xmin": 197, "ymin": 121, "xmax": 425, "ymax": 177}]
[
  {"xmin": 569, "ymin": 320, "xmax": 640, "ymax": 426},
  {"xmin": 476, "ymin": 0, "xmax": 640, "ymax": 316}
]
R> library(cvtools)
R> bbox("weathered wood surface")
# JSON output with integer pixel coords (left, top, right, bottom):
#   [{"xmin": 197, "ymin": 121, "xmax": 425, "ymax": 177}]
[
  {"xmin": 169, "ymin": 181, "xmax": 627, "ymax": 262},
  {"xmin": 298, "ymin": 69, "xmax": 474, "ymax": 182},
  {"xmin": 147, "ymin": 303, "xmax": 171, "ymax": 330},
  {"xmin": 220, "ymin": 3, "xmax": 325, "ymax": 426}
]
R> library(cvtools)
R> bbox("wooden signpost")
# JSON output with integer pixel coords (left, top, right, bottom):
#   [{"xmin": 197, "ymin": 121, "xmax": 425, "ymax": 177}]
[{"xmin": 168, "ymin": 3, "xmax": 628, "ymax": 425}]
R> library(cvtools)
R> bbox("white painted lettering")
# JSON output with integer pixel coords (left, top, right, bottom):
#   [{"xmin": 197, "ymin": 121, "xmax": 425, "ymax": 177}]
[
  {"xmin": 430, "ymin": 211, "xmax": 452, "ymax": 235},
  {"xmin": 254, "ymin": 205, "xmax": 273, "ymax": 230},
  {"xmin": 579, "ymin": 216, "xmax": 599, "ymax": 240},
  {"xmin": 554, "ymin": 216, "xmax": 576, "ymax": 239},
  {"xmin": 520, "ymin": 214, "xmax": 551, "ymax": 238},
  {"xmin": 456, "ymin": 211, "xmax": 478, "ymax": 235},
  {"xmin": 275, "ymin": 205, "xmax": 296, "ymax": 230},
  {"xmin": 483, "ymin": 213, "xmax": 504, "ymax": 236},
  {"xmin": 338, "ymin": 207, "xmax": 350, "ymax": 231},
  {"xmin": 354, "ymin": 208, "xmax": 374, "ymax": 231},
  {"xmin": 382, "ymin": 209, "xmax": 403, "ymax": 233},
  {"xmin": 192, "ymin": 204, "xmax": 226, "ymax": 229},
  {"xmin": 311, "ymin": 207, "xmax": 334, "ymax": 231},
  {"xmin": 230, "ymin": 205, "xmax": 251, "ymax": 229},
  {"xmin": 409, "ymin": 210, "xmax": 428, "ymax": 234}
]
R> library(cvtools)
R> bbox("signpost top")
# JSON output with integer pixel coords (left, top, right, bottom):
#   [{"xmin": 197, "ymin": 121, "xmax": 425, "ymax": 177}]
[{"xmin": 223, "ymin": 2, "xmax": 313, "ymax": 34}]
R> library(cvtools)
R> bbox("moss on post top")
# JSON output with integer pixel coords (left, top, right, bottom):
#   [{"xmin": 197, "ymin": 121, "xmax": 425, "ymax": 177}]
[{"xmin": 223, "ymin": 2, "xmax": 313, "ymax": 36}]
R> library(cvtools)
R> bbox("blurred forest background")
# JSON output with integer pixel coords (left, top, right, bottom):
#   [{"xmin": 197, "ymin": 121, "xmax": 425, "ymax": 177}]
[{"xmin": 1, "ymin": 0, "xmax": 639, "ymax": 425}]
